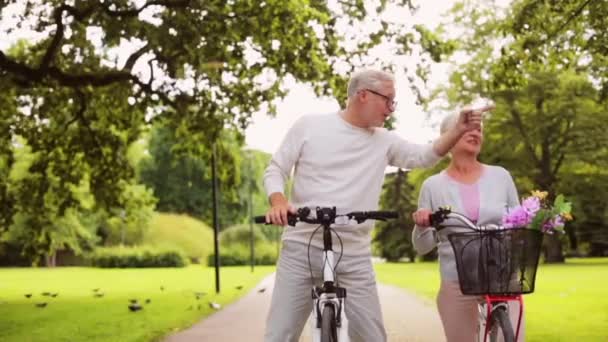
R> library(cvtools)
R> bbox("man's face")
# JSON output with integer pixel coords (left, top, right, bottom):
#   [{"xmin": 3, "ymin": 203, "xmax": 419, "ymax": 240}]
[{"xmin": 357, "ymin": 80, "xmax": 396, "ymax": 128}]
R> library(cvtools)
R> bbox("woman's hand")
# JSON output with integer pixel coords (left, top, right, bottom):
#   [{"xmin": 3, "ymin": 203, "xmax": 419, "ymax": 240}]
[{"xmin": 412, "ymin": 208, "xmax": 433, "ymax": 228}]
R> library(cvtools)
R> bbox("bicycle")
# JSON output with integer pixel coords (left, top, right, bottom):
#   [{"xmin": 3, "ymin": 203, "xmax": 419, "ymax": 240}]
[
  {"xmin": 255, "ymin": 206, "xmax": 397, "ymax": 342},
  {"xmin": 428, "ymin": 207, "xmax": 544, "ymax": 342}
]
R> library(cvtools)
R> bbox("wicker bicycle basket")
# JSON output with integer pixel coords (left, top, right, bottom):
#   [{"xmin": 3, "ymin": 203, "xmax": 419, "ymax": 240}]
[{"xmin": 447, "ymin": 227, "xmax": 544, "ymax": 295}]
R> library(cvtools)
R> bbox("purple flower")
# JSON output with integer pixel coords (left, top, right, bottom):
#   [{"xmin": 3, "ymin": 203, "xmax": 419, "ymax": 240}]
[
  {"xmin": 543, "ymin": 215, "xmax": 565, "ymax": 232},
  {"xmin": 522, "ymin": 196, "xmax": 541, "ymax": 215},
  {"xmin": 502, "ymin": 205, "xmax": 532, "ymax": 228}
]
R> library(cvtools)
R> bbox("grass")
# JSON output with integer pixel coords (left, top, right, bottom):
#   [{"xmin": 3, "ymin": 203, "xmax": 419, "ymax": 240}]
[
  {"xmin": 0, "ymin": 265, "xmax": 274, "ymax": 342},
  {"xmin": 375, "ymin": 258, "xmax": 608, "ymax": 341}
]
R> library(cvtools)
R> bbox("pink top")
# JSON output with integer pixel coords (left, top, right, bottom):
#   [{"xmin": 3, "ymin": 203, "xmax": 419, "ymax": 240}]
[{"xmin": 458, "ymin": 182, "xmax": 480, "ymax": 222}]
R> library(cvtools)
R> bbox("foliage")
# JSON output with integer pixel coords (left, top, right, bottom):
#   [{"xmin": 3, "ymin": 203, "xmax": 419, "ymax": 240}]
[
  {"xmin": 374, "ymin": 169, "xmax": 418, "ymax": 261},
  {"xmin": 89, "ymin": 245, "xmax": 189, "ymax": 268},
  {"xmin": 207, "ymin": 243, "xmax": 277, "ymax": 267},
  {"xmin": 142, "ymin": 213, "xmax": 214, "ymax": 263},
  {"xmin": 138, "ymin": 123, "xmax": 257, "ymax": 226},
  {"xmin": 208, "ymin": 223, "xmax": 279, "ymax": 266}
]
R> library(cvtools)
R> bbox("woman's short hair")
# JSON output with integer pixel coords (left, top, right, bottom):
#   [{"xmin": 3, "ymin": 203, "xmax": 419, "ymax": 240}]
[{"xmin": 347, "ymin": 69, "xmax": 394, "ymax": 98}]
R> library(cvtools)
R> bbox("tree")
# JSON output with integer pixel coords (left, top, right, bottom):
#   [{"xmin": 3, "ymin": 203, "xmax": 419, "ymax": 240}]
[
  {"xmin": 138, "ymin": 123, "xmax": 246, "ymax": 226},
  {"xmin": 374, "ymin": 169, "xmax": 418, "ymax": 261}
]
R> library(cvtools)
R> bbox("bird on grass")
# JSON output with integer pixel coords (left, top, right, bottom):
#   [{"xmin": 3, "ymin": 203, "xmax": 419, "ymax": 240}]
[
  {"xmin": 51, "ymin": 293, "xmax": 58, "ymax": 298},
  {"xmin": 35, "ymin": 303, "xmax": 47, "ymax": 308},
  {"xmin": 209, "ymin": 302, "xmax": 221, "ymax": 310},
  {"xmin": 129, "ymin": 299, "xmax": 138, "ymax": 304},
  {"xmin": 94, "ymin": 293, "xmax": 105, "ymax": 298},
  {"xmin": 24, "ymin": 294, "xmax": 32, "ymax": 298},
  {"xmin": 160, "ymin": 286, "xmax": 164, "ymax": 291},
  {"xmin": 41, "ymin": 292, "xmax": 51, "ymax": 297},
  {"xmin": 257, "ymin": 287, "xmax": 266, "ymax": 293},
  {"xmin": 235, "ymin": 285, "xmax": 243, "ymax": 290},
  {"xmin": 145, "ymin": 299, "xmax": 151, "ymax": 304},
  {"xmin": 128, "ymin": 303, "xmax": 142, "ymax": 312}
]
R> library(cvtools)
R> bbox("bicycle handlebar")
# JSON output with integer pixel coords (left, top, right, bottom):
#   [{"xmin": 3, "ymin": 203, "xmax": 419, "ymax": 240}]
[
  {"xmin": 429, "ymin": 207, "xmax": 480, "ymax": 231},
  {"xmin": 429, "ymin": 206, "xmax": 503, "ymax": 231},
  {"xmin": 254, "ymin": 207, "xmax": 398, "ymax": 226}
]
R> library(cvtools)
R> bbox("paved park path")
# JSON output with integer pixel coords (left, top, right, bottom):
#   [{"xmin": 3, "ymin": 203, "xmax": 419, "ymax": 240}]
[{"xmin": 164, "ymin": 274, "xmax": 446, "ymax": 342}]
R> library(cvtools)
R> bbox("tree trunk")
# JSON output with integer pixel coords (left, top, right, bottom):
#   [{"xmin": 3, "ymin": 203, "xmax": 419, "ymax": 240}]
[
  {"xmin": 45, "ymin": 253, "xmax": 56, "ymax": 267},
  {"xmin": 543, "ymin": 234, "xmax": 565, "ymax": 263}
]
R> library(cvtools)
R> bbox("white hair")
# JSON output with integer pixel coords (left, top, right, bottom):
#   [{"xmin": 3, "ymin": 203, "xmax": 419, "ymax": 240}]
[{"xmin": 346, "ymin": 69, "xmax": 395, "ymax": 98}]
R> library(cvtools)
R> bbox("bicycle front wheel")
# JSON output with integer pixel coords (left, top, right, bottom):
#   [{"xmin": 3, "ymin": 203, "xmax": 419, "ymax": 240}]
[
  {"xmin": 320, "ymin": 304, "xmax": 337, "ymax": 342},
  {"xmin": 489, "ymin": 306, "xmax": 515, "ymax": 342}
]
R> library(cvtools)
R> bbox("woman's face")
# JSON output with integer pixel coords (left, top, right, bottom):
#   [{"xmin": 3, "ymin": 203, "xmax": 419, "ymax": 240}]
[{"xmin": 453, "ymin": 126, "xmax": 483, "ymax": 156}]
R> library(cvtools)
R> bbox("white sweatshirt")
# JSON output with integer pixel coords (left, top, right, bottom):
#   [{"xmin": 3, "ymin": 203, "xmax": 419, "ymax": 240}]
[{"xmin": 264, "ymin": 112, "xmax": 442, "ymax": 255}]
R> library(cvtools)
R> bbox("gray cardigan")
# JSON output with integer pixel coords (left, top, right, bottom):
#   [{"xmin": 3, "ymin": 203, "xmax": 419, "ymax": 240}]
[{"xmin": 412, "ymin": 165, "xmax": 520, "ymax": 281}]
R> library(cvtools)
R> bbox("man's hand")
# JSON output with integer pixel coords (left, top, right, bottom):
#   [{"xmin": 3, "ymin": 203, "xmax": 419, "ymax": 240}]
[
  {"xmin": 433, "ymin": 103, "xmax": 495, "ymax": 156},
  {"xmin": 266, "ymin": 192, "xmax": 296, "ymax": 226},
  {"xmin": 455, "ymin": 104, "xmax": 495, "ymax": 134},
  {"xmin": 412, "ymin": 208, "xmax": 433, "ymax": 228}
]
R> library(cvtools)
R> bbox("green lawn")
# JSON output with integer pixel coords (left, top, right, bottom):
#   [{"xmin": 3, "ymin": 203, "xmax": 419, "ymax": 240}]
[
  {"xmin": 0, "ymin": 265, "xmax": 274, "ymax": 342},
  {"xmin": 375, "ymin": 258, "xmax": 608, "ymax": 341}
]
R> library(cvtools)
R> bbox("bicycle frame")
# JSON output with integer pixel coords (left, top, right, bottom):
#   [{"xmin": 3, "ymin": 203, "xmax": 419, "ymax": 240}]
[
  {"xmin": 477, "ymin": 295, "xmax": 523, "ymax": 342},
  {"xmin": 310, "ymin": 228, "xmax": 349, "ymax": 342},
  {"xmin": 310, "ymin": 209, "xmax": 349, "ymax": 342}
]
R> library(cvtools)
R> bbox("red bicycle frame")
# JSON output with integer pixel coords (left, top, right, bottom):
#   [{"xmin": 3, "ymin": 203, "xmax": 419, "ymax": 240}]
[{"xmin": 482, "ymin": 295, "xmax": 523, "ymax": 342}]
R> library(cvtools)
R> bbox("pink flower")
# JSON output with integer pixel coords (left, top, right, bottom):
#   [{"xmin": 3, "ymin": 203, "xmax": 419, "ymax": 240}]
[
  {"xmin": 522, "ymin": 196, "xmax": 541, "ymax": 215},
  {"xmin": 503, "ymin": 205, "xmax": 532, "ymax": 228}
]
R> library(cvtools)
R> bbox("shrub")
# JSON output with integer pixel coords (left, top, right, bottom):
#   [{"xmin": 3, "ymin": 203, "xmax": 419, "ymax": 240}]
[
  {"xmin": 143, "ymin": 213, "xmax": 214, "ymax": 263},
  {"xmin": 89, "ymin": 246, "xmax": 189, "ymax": 268},
  {"xmin": 207, "ymin": 241, "xmax": 279, "ymax": 266}
]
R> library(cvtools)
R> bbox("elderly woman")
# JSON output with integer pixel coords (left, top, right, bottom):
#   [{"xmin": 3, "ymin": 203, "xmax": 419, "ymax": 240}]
[{"xmin": 411, "ymin": 111, "xmax": 525, "ymax": 341}]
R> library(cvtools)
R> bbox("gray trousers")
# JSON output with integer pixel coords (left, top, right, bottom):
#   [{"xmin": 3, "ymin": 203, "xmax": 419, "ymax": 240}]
[{"xmin": 264, "ymin": 240, "xmax": 386, "ymax": 342}]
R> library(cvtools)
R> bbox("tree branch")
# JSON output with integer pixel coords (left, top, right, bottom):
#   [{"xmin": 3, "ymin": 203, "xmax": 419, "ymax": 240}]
[
  {"xmin": 122, "ymin": 43, "xmax": 150, "ymax": 72},
  {"xmin": 39, "ymin": 5, "xmax": 66, "ymax": 69},
  {"xmin": 101, "ymin": 0, "xmax": 191, "ymax": 17},
  {"xmin": 505, "ymin": 96, "xmax": 540, "ymax": 167}
]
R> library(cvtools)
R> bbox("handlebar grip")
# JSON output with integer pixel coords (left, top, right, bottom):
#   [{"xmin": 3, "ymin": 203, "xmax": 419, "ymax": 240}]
[
  {"xmin": 428, "ymin": 207, "xmax": 451, "ymax": 228},
  {"xmin": 254, "ymin": 214, "xmax": 298, "ymax": 226},
  {"xmin": 254, "ymin": 216, "xmax": 267, "ymax": 224}
]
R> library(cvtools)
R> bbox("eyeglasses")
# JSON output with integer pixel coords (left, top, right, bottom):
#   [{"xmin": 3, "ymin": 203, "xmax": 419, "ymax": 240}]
[{"xmin": 364, "ymin": 89, "xmax": 397, "ymax": 111}]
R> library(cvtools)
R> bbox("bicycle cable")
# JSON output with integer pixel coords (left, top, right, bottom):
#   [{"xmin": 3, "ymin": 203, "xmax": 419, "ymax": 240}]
[
  {"xmin": 307, "ymin": 224, "xmax": 324, "ymax": 293},
  {"xmin": 329, "ymin": 226, "xmax": 345, "ymax": 286}
]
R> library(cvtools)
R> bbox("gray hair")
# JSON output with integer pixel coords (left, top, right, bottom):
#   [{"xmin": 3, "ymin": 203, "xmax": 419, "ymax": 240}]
[
  {"xmin": 346, "ymin": 69, "xmax": 395, "ymax": 98},
  {"xmin": 440, "ymin": 113, "xmax": 459, "ymax": 134}
]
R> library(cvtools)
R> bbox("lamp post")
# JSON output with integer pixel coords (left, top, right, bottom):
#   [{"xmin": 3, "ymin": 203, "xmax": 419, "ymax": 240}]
[
  {"xmin": 245, "ymin": 148, "xmax": 255, "ymax": 273},
  {"xmin": 211, "ymin": 143, "xmax": 220, "ymax": 293}
]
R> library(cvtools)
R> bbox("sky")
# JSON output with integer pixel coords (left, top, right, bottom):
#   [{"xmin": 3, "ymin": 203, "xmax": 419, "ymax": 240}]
[{"xmin": 0, "ymin": 1, "xmax": 509, "ymax": 154}]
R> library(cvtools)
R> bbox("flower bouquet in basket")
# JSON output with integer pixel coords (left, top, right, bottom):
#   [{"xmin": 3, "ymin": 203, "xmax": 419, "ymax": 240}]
[{"xmin": 502, "ymin": 190, "xmax": 573, "ymax": 233}]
